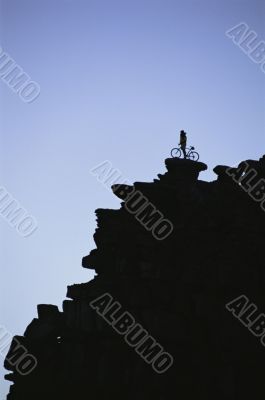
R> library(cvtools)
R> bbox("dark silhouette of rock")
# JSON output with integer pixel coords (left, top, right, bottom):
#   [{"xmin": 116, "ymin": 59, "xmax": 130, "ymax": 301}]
[{"xmin": 4, "ymin": 156, "xmax": 265, "ymax": 400}]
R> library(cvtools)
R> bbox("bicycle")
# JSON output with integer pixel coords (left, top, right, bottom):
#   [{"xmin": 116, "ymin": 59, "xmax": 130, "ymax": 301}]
[{"xmin": 171, "ymin": 146, "xmax": 200, "ymax": 161}]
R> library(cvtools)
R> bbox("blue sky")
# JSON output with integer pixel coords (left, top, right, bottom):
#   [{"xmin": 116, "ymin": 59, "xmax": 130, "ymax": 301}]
[{"xmin": 1, "ymin": 0, "xmax": 265, "ymax": 396}]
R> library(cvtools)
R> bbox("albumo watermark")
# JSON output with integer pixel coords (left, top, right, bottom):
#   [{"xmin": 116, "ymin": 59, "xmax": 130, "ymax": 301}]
[
  {"xmin": 90, "ymin": 160, "xmax": 174, "ymax": 241},
  {"xmin": 0, "ymin": 47, "xmax": 40, "ymax": 103},
  {"xmin": 226, "ymin": 295, "xmax": 265, "ymax": 348},
  {"xmin": 226, "ymin": 22, "xmax": 265, "ymax": 74},
  {"xmin": 226, "ymin": 161, "xmax": 265, "ymax": 212},
  {"xmin": 0, "ymin": 186, "xmax": 38, "ymax": 238},
  {"xmin": 0, "ymin": 326, "xmax": 37, "ymax": 376},
  {"xmin": 90, "ymin": 293, "xmax": 174, "ymax": 374}
]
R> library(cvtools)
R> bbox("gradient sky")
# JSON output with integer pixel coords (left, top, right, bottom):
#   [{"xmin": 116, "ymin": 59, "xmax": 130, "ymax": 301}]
[{"xmin": 1, "ymin": 0, "xmax": 265, "ymax": 396}]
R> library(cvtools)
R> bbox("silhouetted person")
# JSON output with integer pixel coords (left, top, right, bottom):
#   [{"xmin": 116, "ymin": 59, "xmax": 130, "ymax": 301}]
[{"xmin": 179, "ymin": 130, "xmax": 187, "ymax": 159}]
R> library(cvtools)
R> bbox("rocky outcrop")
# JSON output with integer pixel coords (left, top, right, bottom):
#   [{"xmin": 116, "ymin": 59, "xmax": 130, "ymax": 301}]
[{"xmin": 4, "ymin": 156, "xmax": 265, "ymax": 400}]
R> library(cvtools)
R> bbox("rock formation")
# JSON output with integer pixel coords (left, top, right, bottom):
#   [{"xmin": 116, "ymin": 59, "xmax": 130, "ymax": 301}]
[{"xmin": 4, "ymin": 156, "xmax": 265, "ymax": 399}]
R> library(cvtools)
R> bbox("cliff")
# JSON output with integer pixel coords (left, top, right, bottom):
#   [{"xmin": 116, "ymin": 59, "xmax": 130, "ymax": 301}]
[{"xmin": 4, "ymin": 156, "xmax": 265, "ymax": 400}]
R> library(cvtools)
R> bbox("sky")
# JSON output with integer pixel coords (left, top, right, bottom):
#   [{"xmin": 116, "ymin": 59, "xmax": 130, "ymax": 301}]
[{"xmin": 0, "ymin": 0, "xmax": 265, "ymax": 397}]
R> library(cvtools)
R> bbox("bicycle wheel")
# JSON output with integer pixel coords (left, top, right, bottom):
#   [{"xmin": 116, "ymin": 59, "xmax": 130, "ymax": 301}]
[
  {"xmin": 171, "ymin": 148, "xmax": 182, "ymax": 158},
  {"xmin": 188, "ymin": 151, "xmax": 199, "ymax": 161}
]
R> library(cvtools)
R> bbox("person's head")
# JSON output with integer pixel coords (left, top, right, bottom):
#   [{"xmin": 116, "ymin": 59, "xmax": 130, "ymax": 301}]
[{"xmin": 180, "ymin": 130, "xmax": 186, "ymax": 136}]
